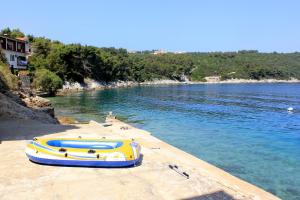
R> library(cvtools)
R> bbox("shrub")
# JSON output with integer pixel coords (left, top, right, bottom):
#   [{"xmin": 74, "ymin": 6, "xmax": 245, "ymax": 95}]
[
  {"xmin": 33, "ymin": 69, "xmax": 63, "ymax": 96},
  {"xmin": 0, "ymin": 63, "xmax": 18, "ymax": 90},
  {"xmin": 0, "ymin": 51, "xmax": 7, "ymax": 64}
]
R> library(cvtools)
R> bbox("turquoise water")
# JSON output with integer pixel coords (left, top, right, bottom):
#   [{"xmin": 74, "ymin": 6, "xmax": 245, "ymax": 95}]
[{"xmin": 49, "ymin": 84, "xmax": 300, "ymax": 199}]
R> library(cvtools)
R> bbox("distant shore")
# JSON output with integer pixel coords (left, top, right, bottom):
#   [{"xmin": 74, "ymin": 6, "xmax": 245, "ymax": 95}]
[
  {"xmin": 192, "ymin": 78, "xmax": 300, "ymax": 84},
  {"xmin": 57, "ymin": 78, "xmax": 300, "ymax": 95}
]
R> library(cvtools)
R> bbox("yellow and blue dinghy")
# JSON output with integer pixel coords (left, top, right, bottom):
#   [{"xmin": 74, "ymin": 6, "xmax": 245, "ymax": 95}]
[{"xmin": 26, "ymin": 138, "xmax": 141, "ymax": 167}]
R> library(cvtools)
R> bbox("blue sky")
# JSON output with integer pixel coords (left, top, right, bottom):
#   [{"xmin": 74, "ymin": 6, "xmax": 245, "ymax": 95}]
[{"xmin": 1, "ymin": 0, "xmax": 299, "ymax": 52}]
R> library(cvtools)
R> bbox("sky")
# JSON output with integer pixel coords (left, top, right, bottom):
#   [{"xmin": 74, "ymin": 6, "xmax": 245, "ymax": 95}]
[{"xmin": 1, "ymin": 0, "xmax": 299, "ymax": 52}]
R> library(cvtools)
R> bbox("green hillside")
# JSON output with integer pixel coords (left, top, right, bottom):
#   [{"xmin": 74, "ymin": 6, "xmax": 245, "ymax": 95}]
[{"xmin": 1, "ymin": 28, "xmax": 300, "ymax": 95}]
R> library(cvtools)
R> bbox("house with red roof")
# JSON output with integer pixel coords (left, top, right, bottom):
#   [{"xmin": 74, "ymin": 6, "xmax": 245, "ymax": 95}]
[{"xmin": 0, "ymin": 35, "xmax": 31, "ymax": 70}]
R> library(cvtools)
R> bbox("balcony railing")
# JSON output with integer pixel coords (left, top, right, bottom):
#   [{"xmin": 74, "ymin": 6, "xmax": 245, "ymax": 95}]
[
  {"xmin": 0, "ymin": 36, "xmax": 26, "ymax": 53},
  {"xmin": 17, "ymin": 60, "xmax": 28, "ymax": 66}
]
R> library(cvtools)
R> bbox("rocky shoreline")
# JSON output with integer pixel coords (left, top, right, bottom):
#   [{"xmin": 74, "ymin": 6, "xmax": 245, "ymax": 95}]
[
  {"xmin": 57, "ymin": 77, "xmax": 300, "ymax": 95},
  {"xmin": 57, "ymin": 79, "xmax": 187, "ymax": 95},
  {"xmin": 3, "ymin": 77, "xmax": 297, "ymax": 124},
  {"xmin": 196, "ymin": 77, "xmax": 300, "ymax": 84}
]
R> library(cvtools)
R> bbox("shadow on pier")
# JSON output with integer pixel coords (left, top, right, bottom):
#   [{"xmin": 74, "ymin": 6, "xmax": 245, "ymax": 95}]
[
  {"xmin": 0, "ymin": 119, "xmax": 79, "ymax": 141},
  {"xmin": 181, "ymin": 190, "xmax": 235, "ymax": 200}
]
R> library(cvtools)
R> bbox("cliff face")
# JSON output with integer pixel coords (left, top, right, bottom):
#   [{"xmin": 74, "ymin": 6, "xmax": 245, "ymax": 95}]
[{"xmin": 0, "ymin": 91, "xmax": 58, "ymax": 123}]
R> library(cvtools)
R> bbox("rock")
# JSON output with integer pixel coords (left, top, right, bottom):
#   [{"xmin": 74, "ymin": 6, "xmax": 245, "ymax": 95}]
[
  {"xmin": 59, "ymin": 78, "xmax": 191, "ymax": 95},
  {"xmin": 85, "ymin": 78, "xmax": 105, "ymax": 89},
  {"xmin": 140, "ymin": 79, "xmax": 182, "ymax": 85},
  {"xmin": 62, "ymin": 81, "xmax": 85, "ymax": 90},
  {"xmin": 34, "ymin": 107, "xmax": 55, "ymax": 118},
  {"xmin": 22, "ymin": 96, "xmax": 51, "ymax": 108},
  {"xmin": 18, "ymin": 91, "xmax": 29, "ymax": 99},
  {"xmin": 3, "ymin": 91, "xmax": 27, "ymax": 106},
  {"xmin": 179, "ymin": 74, "xmax": 190, "ymax": 82},
  {"xmin": 204, "ymin": 76, "xmax": 221, "ymax": 82},
  {"xmin": 57, "ymin": 116, "xmax": 78, "ymax": 124},
  {"xmin": 0, "ymin": 92, "xmax": 58, "ymax": 124}
]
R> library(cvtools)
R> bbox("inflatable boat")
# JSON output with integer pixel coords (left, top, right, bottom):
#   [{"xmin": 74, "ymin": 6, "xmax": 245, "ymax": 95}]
[{"xmin": 25, "ymin": 138, "xmax": 141, "ymax": 167}]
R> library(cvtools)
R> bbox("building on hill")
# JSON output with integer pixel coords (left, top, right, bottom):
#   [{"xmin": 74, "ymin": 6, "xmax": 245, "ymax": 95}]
[
  {"xmin": 153, "ymin": 49, "xmax": 167, "ymax": 55},
  {"xmin": 0, "ymin": 35, "xmax": 31, "ymax": 70}
]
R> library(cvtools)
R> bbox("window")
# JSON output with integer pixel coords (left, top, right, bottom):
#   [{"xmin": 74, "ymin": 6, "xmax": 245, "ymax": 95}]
[
  {"xmin": 0, "ymin": 37, "xmax": 6, "ymax": 49},
  {"xmin": 7, "ymin": 40, "xmax": 16, "ymax": 51},
  {"xmin": 10, "ymin": 55, "xmax": 15, "ymax": 61},
  {"xmin": 17, "ymin": 42, "xmax": 25, "ymax": 53},
  {"xmin": 17, "ymin": 43, "xmax": 21, "ymax": 51},
  {"xmin": 7, "ymin": 41, "xmax": 14, "ymax": 50}
]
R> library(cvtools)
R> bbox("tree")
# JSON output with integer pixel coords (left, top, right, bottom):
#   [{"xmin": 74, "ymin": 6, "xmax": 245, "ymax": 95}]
[
  {"xmin": 10, "ymin": 28, "xmax": 25, "ymax": 38},
  {"xmin": 0, "ymin": 27, "xmax": 11, "ymax": 36},
  {"xmin": 22, "ymin": 26, "xmax": 300, "ymax": 83},
  {"xmin": 33, "ymin": 69, "xmax": 63, "ymax": 96},
  {"xmin": 0, "ymin": 27, "xmax": 25, "ymax": 38},
  {"xmin": 26, "ymin": 34, "xmax": 35, "ymax": 43},
  {"xmin": 31, "ymin": 37, "xmax": 52, "ymax": 58}
]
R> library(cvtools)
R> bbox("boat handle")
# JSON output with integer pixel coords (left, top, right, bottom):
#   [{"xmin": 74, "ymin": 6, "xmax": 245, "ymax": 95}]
[
  {"xmin": 88, "ymin": 149, "xmax": 96, "ymax": 154},
  {"xmin": 59, "ymin": 148, "xmax": 67, "ymax": 152}
]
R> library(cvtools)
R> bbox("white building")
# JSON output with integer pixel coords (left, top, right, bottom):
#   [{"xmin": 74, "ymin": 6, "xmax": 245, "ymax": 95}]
[
  {"xmin": 0, "ymin": 36, "xmax": 31, "ymax": 70},
  {"xmin": 153, "ymin": 49, "xmax": 167, "ymax": 55}
]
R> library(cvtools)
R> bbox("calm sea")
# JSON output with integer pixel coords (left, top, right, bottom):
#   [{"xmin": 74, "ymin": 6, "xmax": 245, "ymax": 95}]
[{"xmin": 48, "ymin": 84, "xmax": 300, "ymax": 200}]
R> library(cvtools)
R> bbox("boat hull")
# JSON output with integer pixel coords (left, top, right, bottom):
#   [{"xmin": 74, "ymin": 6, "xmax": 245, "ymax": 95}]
[
  {"xmin": 26, "ymin": 138, "xmax": 141, "ymax": 167},
  {"xmin": 26, "ymin": 154, "xmax": 139, "ymax": 167}
]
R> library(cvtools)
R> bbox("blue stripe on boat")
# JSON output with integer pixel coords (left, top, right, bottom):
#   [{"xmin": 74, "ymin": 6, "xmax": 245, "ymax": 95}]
[
  {"xmin": 46, "ymin": 140, "xmax": 123, "ymax": 150},
  {"xmin": 32, "ymin": 141, "xmax": 104, "ymax": 159},
  {"xmin": 26, "ymin": 154, "xmax": 139, "ymax": 167},
  {"xmin": 32, "ymin": 141, "xmax": 56, "ymax": 152}
]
